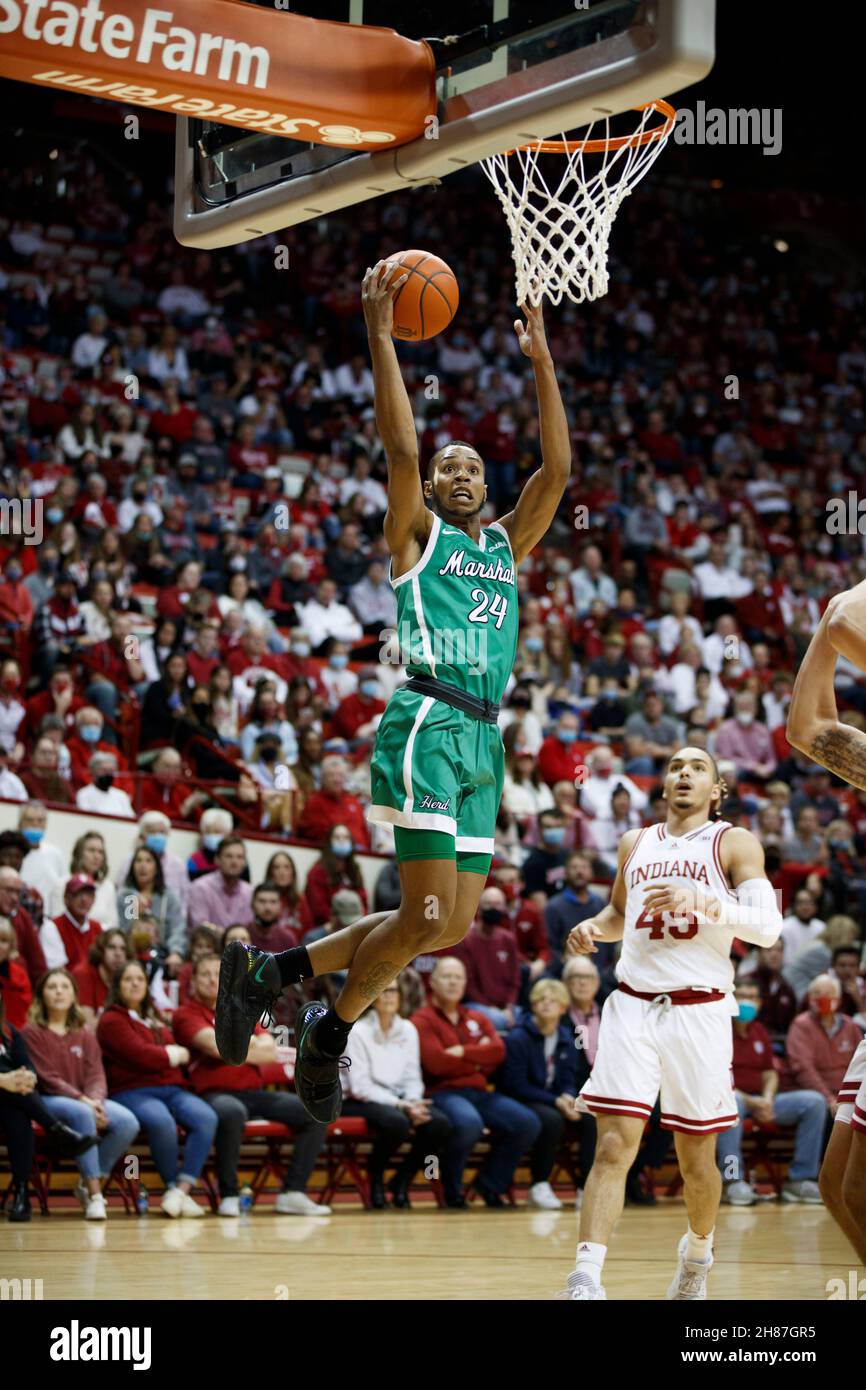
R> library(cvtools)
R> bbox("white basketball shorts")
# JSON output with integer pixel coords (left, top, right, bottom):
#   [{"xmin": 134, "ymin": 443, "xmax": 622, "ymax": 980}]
[
  {"xmin": 836, "ymin": 1036, "xmax": 866, "ymax": 1134},
  {"xmin": 578, "ymin": 988, "xmax": 739, "ymax": 1134}
]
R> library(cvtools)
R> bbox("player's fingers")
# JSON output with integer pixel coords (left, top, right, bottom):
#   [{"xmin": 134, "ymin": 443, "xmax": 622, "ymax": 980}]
[{"xmin": 380, "ymin": 259, "xmax": 402, "ymax": 288}]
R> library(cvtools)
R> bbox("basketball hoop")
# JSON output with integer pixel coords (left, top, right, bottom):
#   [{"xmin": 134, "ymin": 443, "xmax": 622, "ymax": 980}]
[{"xmin": 481, "ymin": 100, "xmax": 677, "ymax": 307}]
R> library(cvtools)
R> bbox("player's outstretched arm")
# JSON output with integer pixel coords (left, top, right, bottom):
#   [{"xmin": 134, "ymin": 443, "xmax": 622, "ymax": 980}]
[
  {"xmin": 565, "ymin": 828, "xmax": 637, "ymax": 955},
  {"xmin": 496, "ymin": 301, "xmax": 572, "ymax": 566},
  {"xmin": 362, "ymin": 261, "xmax": 429, "ymax": 555},
  {"xmin": 787, "ymin": 587, "xmax": 866, "ymax": 789}
]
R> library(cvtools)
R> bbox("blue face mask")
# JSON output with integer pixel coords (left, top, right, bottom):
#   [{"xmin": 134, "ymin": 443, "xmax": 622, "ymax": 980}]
[
  {"xmin": 542, "ymin": 827, "xmax": 566, "ymax": 847},
  {"xmin": 329, "ymin": 653, "xmax": 349, "ymax": 670},
  {"xmin": 22, "ymin": 827, "xmax": 44, "ymax": 847},
  {"xmin": 331, "ymin": 840, "xmax": 353, "ymax": 857},
  {"xmin": 46, "ymin": 508, "xmax": 64, "ymax": 525},
  {"xmin": 737, "ymin": 1001, "xmax": 759, "ymax": 1023},
  {"xmin": 524, "ymin": 637, "xmax": 544, "ymax": 653},
  {"xmin": 360, "ymin": 680, "xmax": 379, "ymax": 699},
  {"xmin": 291, "ymin": 643, "xmax": 310, "ymax": 658},
  {"xmin": 80, "ymin": 726, "xmax": 101, "ymax": 744},
  {"xmin": 145, "ymin": 833, "xmax": 167, "ymax": 855},
  {"xmin": 558, "ymin": 729, "xmax": 577, "ymax": 745},
  {"xmin": 203, "ymin": 834, "xmax": 223, "ymax": 852}
]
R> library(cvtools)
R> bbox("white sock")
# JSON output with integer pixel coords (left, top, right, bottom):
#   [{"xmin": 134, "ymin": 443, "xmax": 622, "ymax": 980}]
[
  {"xmin": 574, "ymin": 1240, "xmax": 607, "ymax": 1287},
  {"xmin": 685, "ymin": 1226, "xmax": 713, "ymax": 1263}
]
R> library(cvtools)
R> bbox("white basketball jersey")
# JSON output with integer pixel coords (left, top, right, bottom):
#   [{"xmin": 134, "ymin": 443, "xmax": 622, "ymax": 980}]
[{"xmin": 617, "ymin": 819, "xmax": 739, "ymax": 996}]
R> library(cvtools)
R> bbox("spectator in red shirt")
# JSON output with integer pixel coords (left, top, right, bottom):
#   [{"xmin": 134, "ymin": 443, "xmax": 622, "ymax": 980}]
[
  {"xmin": 22, "ymin": 736, "xmax": 75, "ymax": 805},
  {"xmin": 295, "ymin": 756, "xmax": 371, "ymax": 851},
  {"xmin": 264, "ymin": 851, "xmax": 314, "ymax": 939},
  {"xmin": 138, "ymin": 747, "xmax": 209, "ymax": 824},
  {"xmin": 39, "ymin": 875, "xmax": 103, "ymax": 971},
  {"xmin": 490, "ymin": 861, "xmax": 551, "ymax": 984},
  {"xmin": 537, "ymin": 712, "xmax": 585, "ymax": 787},
  {"xmin": 0, "ymin": 918, "xmax": 33, "ymax": 1027},
  {"xmin": 96, "ymin": 959, "xmax": 217, "ymax": 1217},
  {"xmin": 156, "ymin": 560, "xmax": 220, "ymax": 622},
  {"xmin": 785, "ymin": 975, "xmax": 863, "ymax": 1107},
  {"xmin": 451, "ymin": 887, "xmax": 520, "ymax": 1032},
  {"xmin": 330, "ymin": 667, "xmax": 385, "ymax": 741},
  {"xmin": 84, "ymin": 612, "xmax": 145, "ymax": 739},
  {"xmin": 172, "ymin": 953, "xmax": 330, "ymax": 1217},
  {"xmin": 717, "ymin": 979, "xmax": 826, "ymax": 1207},
  {"xmin": 0, "ymin": 559, "xmax": 34, "ymax": 632},
  {"xmin": 413, "ymin": 957, "xmax": 540, "ymax": 1207},
  {"xmin": 66, "ymin": 705, "xmax": 132, "ymax": 792},
  {"xmin": 303, "ymin": 826, "xmax": 369, "ymax": 927},
  {"xmin": 22, "ymin": 664, "xmax": 85, "ymax": 744},
  {"xmin": 0, "ymin": 866, "xmax": 46, "ymax": 985},
  {"xmin": 72, "ymin": 928, "xmax": 132, "ymax": 1027}
]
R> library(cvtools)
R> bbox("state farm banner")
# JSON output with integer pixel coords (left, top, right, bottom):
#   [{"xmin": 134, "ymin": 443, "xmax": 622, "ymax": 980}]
[{"xmin": 0, "ymin": 0, "xmax": 436, "ymax": 150}]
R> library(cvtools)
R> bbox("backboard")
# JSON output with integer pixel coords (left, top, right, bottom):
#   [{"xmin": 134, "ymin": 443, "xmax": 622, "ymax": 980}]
[{"xmin": 174, "ymin": 0, "xmax": 715, "ymax": 249}]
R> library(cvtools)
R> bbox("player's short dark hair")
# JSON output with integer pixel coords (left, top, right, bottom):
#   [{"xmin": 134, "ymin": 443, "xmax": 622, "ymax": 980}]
[{"xmin": 426, "ymin": 442, "xmax": 482, "ymax": 481}]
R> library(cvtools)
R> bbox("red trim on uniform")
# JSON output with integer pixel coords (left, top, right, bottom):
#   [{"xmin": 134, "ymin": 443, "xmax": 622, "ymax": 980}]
[
  {"xmin": 618, "ymin": 982, "xmax": 727, "ymax": 1006},
  {"xmin": 851, "ymin": 1107, "xmax": 866, "ymax": 1133},
  {"xmin": 837, "ymin": 1085, "xmax": 860, "ymax": 1102},
  {"xmin": 661, "ymin": 1116, "xmax": 739, "ymax": 1134},
  {"xmin": 657, "ymin": 824, "xmax": 666, "ymax": 841},
  {"xmin": 581, "ymin": 1093, "xmax": 653, "ymax": 1115},
  {"xmin": 622, "ymin": 827, "xmax": 648, "ymax": 877},
  {"xmin": 712, "ymin": 822, "xmax": 735, "ymax": 895}
]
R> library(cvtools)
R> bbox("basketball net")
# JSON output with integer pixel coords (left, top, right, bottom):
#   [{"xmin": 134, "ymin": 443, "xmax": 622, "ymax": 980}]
[{"xmin": 481, "ymin": 100, "xmax": 676, "ymax": 307}]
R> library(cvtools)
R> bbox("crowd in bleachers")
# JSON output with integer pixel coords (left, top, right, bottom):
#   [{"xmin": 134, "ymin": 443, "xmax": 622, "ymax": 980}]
[{"xmin": 0, "ymin": 140, "xmax": 865, "ymax": 1217}]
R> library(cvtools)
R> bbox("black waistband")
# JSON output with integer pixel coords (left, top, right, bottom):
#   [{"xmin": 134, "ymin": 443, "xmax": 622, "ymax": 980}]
[{"xmin": 403, "ymin": 675, "xmax": 500, "ymax": 724}]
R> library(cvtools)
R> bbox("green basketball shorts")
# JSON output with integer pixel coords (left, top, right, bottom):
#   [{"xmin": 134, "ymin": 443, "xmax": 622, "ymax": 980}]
[{"xmin": 368, "ymin": 687, "xmax": 504, "ymax": 868}]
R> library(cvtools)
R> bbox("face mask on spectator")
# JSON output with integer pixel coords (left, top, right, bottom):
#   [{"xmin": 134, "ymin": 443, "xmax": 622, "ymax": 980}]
[
  {"xmin": 360, "ymin": 680, "xmax": 379, "ymax": 699},
  {"xmin": 735, "ymin": 713, "xmax": 754, "ymax": 726},
  {"xmin": 94, "ymin": 774, "xmax": 114, "ymax": 791},
  {"xmin": 260, "ymin": 747, "xmax": 279, "ymax": 765},
  {"xmin": 80, "ymin": 725, "xmax": 101, "ymax": 743},
  {"xmin": 46, "ymin": 508, "xmax": 64, "ymax": 525},
  {"xmin": 145, "ymin": 833, "xmax": 167, "ymax": 855},
  {"xmin": 5, "ymin": 565, "xmax": 22, "ymax": 582},
  {"xmin": 1, "ymin": 676, "xmax": 19, "ymax": 693},
  {"xmin": 480, "ymin": 907, "xmax": 505, "ymax": 926},
  {"xmin": 203, "ymin": 834, "xmax": 223, "ymax": 852},
  {"xmin": 813, "ymin": 996, "xmax": 838, "ymax": 1017},
  {"xmin": 192, "ymin": 701, "xmax": 210, "ymax": 721},
  {"xmin": 558, "ymin": 729, "xmax": 577, "ymax": 745},
  {"xmin": 331, "ymin": 838, "xmax": 353, "ymax": 857},
  {"xmin": 524, "ymin": 637, "xmax": 544, "ymax": 653},
  {"xmin": 22, "ymin": 828, "xmax": 44, "ymax": 847},
  {"xmin": 510, "ymin": 697, "xmax": 531, "ymax": 710},
  {"xmin": 329, "ymin": 653, "xmax": 348, "ymax": 670},
  {"xmin": 737, "ymin": 1000, "xmax": 759, "ymax": 1023},
  {"xmin": 229, "ymin": 557, "xmax": 247, "ymax": 572},
  {"xmin": 542, "ymin": 827, "xmax": 565, "ymax": 847},
  {"xmin": 39, "ymin": 556, "xmax": 59, "ymax": 574},
  {"xmin": 499, "ymin": 882, "xmax": 519, "ymax": 902},
  {"xmin": 291, "ymin": 642, "xmax": 310, "ymax": 658}
]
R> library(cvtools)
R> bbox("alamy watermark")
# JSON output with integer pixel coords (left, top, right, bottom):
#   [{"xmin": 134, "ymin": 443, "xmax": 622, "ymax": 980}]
[{"xmin": 0, "ymin": 499, "xmax": 44, "ymax": 544}]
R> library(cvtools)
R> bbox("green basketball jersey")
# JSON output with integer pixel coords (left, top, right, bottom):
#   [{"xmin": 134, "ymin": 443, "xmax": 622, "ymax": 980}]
[{"xmin": 391, "ymin": 511, "xmax": 518, "ymax": 704}]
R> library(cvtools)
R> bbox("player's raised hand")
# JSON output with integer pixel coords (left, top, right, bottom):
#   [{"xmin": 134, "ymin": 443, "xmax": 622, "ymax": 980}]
[
  {"xmin": 362, "ymin": 260, "xmax": 409, "ymax": 337},
  {"xmin": 513, "ymin": 298, "xmax": 551, "ymax": 362},
  {"xmin": 566, "ymin": 919, "xmax": 606, "ymax": 955}
]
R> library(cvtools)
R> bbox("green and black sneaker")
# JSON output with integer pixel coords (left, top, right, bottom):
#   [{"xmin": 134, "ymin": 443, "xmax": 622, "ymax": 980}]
[
  {"xmin": 215, "ymin": 941, "xmax": 282, "ymax": 1065},
  {"xmin": 294, "ymin": 1002, "xmax": 348, "ymax": 1123}
]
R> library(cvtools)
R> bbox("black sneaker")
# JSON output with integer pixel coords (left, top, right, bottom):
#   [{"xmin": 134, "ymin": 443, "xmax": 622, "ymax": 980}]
[
  {"xmin": 215, "ymin": 941, "xmax": 282, "ymax": 1065},
  {"xmin": 294, "ymin": 1002, "xmax": 346, "ymax": 1122}
]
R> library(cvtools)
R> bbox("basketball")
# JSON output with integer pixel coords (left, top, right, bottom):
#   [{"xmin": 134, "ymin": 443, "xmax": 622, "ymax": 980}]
[{"xmin": 386, "ymin": 249, "xmax": 459, "ymax": 341}]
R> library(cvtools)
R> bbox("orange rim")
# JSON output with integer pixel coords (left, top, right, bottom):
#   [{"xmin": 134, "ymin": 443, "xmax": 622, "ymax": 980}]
[{"xmin": 506, "ymin": 99, "xmax": 677, "ymax": 157}]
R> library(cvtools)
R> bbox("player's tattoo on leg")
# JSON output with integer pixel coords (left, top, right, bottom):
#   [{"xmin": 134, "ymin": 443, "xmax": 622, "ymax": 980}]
[
  {"xmin": 357, "ymin": 962, "xmax": 401, "ymax": 1003},
  {"xmin": 810, "ymin": 727, "xmax": 866, "ymax": 790}
]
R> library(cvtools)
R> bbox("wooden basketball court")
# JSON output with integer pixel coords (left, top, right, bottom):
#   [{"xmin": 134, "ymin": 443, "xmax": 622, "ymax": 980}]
[{"xmin": 0, "ymin": 1198, "xmax": 853, "ymax": 1301}]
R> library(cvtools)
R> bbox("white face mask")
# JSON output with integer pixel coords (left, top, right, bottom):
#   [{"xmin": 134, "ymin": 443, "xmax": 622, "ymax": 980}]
[{"xmin": 735, "ymin": 712, "xmax": 754, "ymax": 726}]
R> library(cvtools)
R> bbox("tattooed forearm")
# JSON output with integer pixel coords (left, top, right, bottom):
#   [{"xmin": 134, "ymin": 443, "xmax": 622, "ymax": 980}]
[
  {"xmin": 809, "ymin": 726, "xmax": 866, "ymax": 790},
  {"xmin": 356, "ymin": 961, "xmax": 401, "ymax": 1003}
]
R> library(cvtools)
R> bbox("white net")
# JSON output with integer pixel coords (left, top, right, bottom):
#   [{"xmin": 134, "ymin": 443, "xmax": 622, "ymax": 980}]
[{"xmin": 481, "ymin": 103, "xmax": 675, "ymax": 307}]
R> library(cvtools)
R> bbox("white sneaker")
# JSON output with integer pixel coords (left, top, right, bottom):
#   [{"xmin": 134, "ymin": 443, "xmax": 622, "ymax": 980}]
[
  {"xmin": 85, "ymin": 1193, "xmax": 107, "ymax": 1221},
  {"xmin": 781, "ymin": 1179, "xmax": 823, "ymax": 1205},
  {"xmin": 274, "ymin": 1190, "xmax": 332, "ymax": 1216},
  {"xmin": 666, "ymin": 1234, "xmax": 713, "ymax": 1301},
  {"xmin": 723, "ymin": 1179, "xmax": 757, "ymax": 1206},
  {"xmin": 528, "ymin": 1181, "xmax": 563, "ymax": 1211},
  {"xmin": 219, "ymin": 1197, "xmax": 240, "ymax": 1218},
  {"xmin": 178, "ymin": 1190, "xmax": 206, "ymax": 1218},
  {"xmin": 161, "ymin": 1186, "xmax": 184, "ymax": 1219},
  {"xmin": 556, "ymin": 1271, "xmax": 607, "ymax": 1300}
]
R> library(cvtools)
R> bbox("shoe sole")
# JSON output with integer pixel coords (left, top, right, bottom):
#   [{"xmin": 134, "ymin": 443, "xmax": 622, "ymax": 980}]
[
  {"xmin": 294, "ymin": 1002, "xmax": 344, "ymax": 1123},
  {"xmin": 780, "ymin": 1192, "xmax": 823, "ymax": 1204},
  {"xmin": 215, "ymin": 941, "xmax": 254, "ymax": 1065}
]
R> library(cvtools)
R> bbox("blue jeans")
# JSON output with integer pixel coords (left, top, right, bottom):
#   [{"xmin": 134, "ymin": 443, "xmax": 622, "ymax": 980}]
[
  {"xmin": 433, "ymin": 1089, "xmax": 541, "ymax": 1199},
  {"xmin": 110, "ymin": 1086, "xmax": 217, "ymax": 1187},
  {"xmin": 716, "ymin": 1090, "xmax": 827, "ymax": 1183},
  {"xmin": 39, "ymin": 1096, "xmax": 140, "ymax": 1181},
  {"xmin": 86, "ymin": 678, "xmax": 118, "ymax": 745},
  {"xmin": 624, "ymin": 756, "xmax": 657, "ymax": 777}
]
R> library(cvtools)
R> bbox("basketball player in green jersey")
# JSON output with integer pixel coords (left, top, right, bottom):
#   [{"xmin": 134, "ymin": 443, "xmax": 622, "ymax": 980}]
[{"xmin": 215, "ymin": 260, "xmax": 572, "ymax": 1124}]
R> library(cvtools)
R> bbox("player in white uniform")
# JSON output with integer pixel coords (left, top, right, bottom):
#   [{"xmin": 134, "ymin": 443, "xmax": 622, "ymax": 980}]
[
  {"xmin": 558, "ymin": 747, "xmax": 783, "ymax": 1301},
  {"xmin": 787, "ymin": 582, "xmax": 866, "ymax": 1263}
]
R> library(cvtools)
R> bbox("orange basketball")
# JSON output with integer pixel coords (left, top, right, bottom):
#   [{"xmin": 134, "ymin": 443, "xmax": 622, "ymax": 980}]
[{"xmin": 386, "ymin": 249, "xmax": 459, "ymax": 342}]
